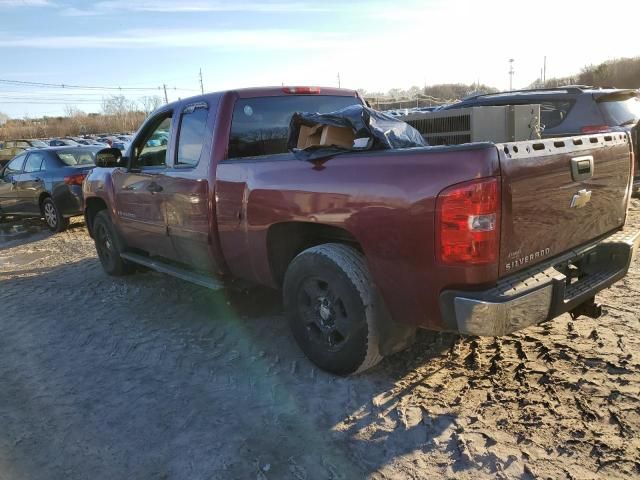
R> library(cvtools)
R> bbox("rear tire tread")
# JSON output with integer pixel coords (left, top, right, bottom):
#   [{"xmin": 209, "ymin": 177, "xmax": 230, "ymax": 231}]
[{"xmin": 287, "ymin": 243, "xmax": 383, "ymax": 375}]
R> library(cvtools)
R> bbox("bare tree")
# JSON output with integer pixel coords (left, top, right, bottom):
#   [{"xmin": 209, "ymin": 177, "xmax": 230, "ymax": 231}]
[
  {"xmin": 101, "ymin": 95, "xmax": 138, "ymax": 131},
  {"xmin": 101, "ymin": 95, "xmax": 135, "ymax": 116},
  {"xmin": 0, "ymin": 111, "xmax": 8, "ymax": 126},
  {"xmin": 139, "ymin": 96, "xmax": 163, "ymax": 116},
  {"xmin": 63, "ymin": 105, "xmax": 86, "ymax": 118}
]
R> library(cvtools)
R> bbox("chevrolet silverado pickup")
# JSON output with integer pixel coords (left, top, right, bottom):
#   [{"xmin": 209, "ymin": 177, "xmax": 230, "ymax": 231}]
[{"xmin": 82, "ymin": 86, "xmax": 639, "ymax": 375}]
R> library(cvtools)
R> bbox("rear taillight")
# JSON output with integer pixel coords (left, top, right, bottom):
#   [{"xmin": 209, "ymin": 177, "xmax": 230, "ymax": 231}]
[
  {"xmin": 580, "ymin": 125, "xmax": 611, "ymax": 134},
  {"xmin": 64, "ymin": 173, "xmax": 87, "ymax": 186},
  {"xmin": 436, "ymin": 177, "xmax": 500, "ymax": 265},
  {"xmin": 282, "ymin": 86, "xmax": 321, "ymax": 94}
]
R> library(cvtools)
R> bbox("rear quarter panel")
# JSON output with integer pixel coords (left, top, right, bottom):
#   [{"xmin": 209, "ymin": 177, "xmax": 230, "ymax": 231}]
[{"xmin": 215, "ymin": 145, "xmax": 501, "ymax": 329}]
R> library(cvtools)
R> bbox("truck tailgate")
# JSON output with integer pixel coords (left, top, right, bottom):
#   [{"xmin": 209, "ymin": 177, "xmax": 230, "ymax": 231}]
[{"xmin": 498, "ymin": 133, "xmax": 632, "ymax": 277}]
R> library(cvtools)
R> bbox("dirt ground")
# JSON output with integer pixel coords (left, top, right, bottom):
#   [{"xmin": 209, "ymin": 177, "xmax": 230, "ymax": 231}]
[{"xmin": 0, "ymin": 202, "xmax": 639, "ymax": 480}]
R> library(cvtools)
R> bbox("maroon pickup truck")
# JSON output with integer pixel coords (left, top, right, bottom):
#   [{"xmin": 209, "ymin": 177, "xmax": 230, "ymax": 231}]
[{"xmin": 83, "ymin": 86, "xmax": 639, "ymax": 375}]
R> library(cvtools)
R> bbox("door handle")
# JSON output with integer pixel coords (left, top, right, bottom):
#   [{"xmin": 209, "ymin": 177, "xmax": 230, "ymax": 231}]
[
  {"xmin": 34, "ymin": 178, "xmax": 42, "ymax": 182},
  {"xmin": 147, "ymin": 183, "xmax": 163, "ymax": 193}
]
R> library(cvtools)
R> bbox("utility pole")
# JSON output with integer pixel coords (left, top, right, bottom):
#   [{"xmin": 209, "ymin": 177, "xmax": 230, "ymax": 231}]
[
  {"xmin": 508, "ymin": 58, "xmax": 515, "ymax": 91},
  {"xmin": 163, "ymin": 83, "xmax": 168, "ymax": 104},
  {"xmin": 540, "ymin": 68, "xmax": 543, "ymax": 87},
  {"xmin": 337, "ymin": 72, "xmax": 341, "ymax": 88},
  {"xmin": 199, "ymin": 68, "xmax": 204, "ymax": 95},
  {"xmin": 543, "ymin": 56, "xmax": 547, "ymax": 85}
]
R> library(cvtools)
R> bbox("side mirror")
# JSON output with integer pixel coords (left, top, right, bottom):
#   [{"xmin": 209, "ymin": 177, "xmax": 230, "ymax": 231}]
[{"xmin": 95, "ymin": 148, "xmax": 125, "ymax": 168}]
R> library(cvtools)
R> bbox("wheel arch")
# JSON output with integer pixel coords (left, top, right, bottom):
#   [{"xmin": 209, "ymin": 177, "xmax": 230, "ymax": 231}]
[
  {"xmin": 38, "ymin": 191, "xmax": 51, "ymax": 214},
  {"xmin": 85, "ymin": 197, "xmax": 108, "ymax": 237},
  {"xmin": 266, "ymin": 221, "xmax": 361, "ymax": 287}
]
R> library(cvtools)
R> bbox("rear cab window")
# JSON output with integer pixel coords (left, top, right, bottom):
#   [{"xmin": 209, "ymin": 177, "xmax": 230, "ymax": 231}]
[{"xmin": 228, "ymin": 95, "xmax": 361, "ymax": 159}]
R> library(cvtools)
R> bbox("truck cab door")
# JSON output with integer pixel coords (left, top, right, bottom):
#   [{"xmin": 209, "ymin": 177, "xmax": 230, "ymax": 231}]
[
  {"xmin": 0, "ymin": 153, "xmax": 27, "ymax": 215},
  {"xmin": 112, "ymin": 112, "xmax": 176, "ymax": 259},
  {"xmin": 162, "ymin": 101, "xmax": 217, "ymax": 272}
]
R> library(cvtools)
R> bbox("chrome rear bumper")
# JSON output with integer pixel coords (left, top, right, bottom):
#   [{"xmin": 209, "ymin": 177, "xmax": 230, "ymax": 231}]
[{"xmin": 440, "ymin": 228, "xmax": 640, "ymax": 336}]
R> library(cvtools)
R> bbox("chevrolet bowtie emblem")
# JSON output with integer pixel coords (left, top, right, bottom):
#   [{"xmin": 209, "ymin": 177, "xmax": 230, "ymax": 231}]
[{"xmin": 570, "ymin": 189, "xmax": 592, "ymax": 209}]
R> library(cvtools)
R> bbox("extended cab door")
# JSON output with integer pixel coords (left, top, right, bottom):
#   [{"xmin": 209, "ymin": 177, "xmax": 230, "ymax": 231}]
[
  {"xmin": 162, "ymin": 101, "xmax": 217, "ymax": 272},
  {"xmin": 0, "ymin": 153, "xmax": 27, "ymax": 214},
  {"xmin": 111, "ymin": 111, "xmax": 175, "ymax": 259}
]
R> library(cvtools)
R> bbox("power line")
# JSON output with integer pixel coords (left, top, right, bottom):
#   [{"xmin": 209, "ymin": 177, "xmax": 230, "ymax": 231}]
[{"xmin": 0, "ymin": 78, "xmax": 199, "ymax": 92}]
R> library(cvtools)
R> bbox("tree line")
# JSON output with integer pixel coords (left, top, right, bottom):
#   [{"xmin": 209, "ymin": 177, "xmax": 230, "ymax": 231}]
[
  {"xmin": 531, "ymin": 56, "xmax": 640, "ymax": 90},
  {"xmin": 0, "ymin": 95, "xmax": 163, "ymax": 141}
]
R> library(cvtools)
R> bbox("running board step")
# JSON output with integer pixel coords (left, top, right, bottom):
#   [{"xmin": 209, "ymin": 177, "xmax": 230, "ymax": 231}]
[{"xmin": 120, "ymin": 252, "xmax": 223, "ymax": 290}]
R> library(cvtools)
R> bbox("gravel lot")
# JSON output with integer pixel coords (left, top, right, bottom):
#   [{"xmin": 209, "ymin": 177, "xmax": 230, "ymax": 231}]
[{"xmin": 1, "ymin": 202, "xmax": 639, "ymax": 480}]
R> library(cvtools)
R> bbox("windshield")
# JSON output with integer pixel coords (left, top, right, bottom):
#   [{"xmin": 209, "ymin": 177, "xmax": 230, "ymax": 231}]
[
  {"xmin": 600, "ymin": 96, "xmax": 640, "ymax": 126},
  {"xmin": 56, "ymin": 149, "xmax": 96, "ymax": 166}
]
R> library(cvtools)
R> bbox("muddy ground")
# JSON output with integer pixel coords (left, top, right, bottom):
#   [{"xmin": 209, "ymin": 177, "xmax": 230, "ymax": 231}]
[{"xmin": 0, "ymin": 203, "xmax": 639, "ymax": 480}]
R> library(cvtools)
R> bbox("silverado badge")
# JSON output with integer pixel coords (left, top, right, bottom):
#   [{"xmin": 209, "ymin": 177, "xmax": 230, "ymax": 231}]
[{"xmin": 570, "ymin": 189, "xmax": 592, "ymax": 209}]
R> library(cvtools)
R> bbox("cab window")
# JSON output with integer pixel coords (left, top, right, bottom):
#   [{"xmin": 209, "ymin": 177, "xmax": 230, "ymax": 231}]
[
  {"xmin": 227, "ymin": 95, "xmax": 360, "ymax": 159},
  {"xmin": 132, "ymin": 113, "xmax": 172, "ymax": 169},
  {"xmin": 176, "ymin": 103, "xmax": 208, "ymax": 167}
]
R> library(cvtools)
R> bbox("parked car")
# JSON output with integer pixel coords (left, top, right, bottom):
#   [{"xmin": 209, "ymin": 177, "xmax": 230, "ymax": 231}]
[
  {"xmin": 0, "ymin": 139, "xmax": 48, "ymax": 166},
  {"xmin": 0, "ymin": 146, "xmax": 102, "ymax": 231},
  {"xmin": 97, "ymin": 136, "xmax": 119, "ymax": 147},
  {"xmin": 150, "ymin": 132, "xmax": 169, "ymax": 146},
  {"xmin": 111, "ymin": 141, "xmax": 130, "ymax": 153},
  {"xmin": 76, "ymin": 138, "xmax": 107, "ymax": 146},
  {"xmin": 83, "ymin": 86, "xmax": 639, "ymax": 375},
  {"xmin": 49, "ymin": 138, "xmax": 80, "ymax": 147},
  {"xmin": 441, "ymin": 86, "xmax": 640, "ymax": 192}
]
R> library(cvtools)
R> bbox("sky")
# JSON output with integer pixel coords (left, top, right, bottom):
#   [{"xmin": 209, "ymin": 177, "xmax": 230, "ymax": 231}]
[{"xmin": 0, "ymin": 0, "xmax": 639, "ymax": 118}]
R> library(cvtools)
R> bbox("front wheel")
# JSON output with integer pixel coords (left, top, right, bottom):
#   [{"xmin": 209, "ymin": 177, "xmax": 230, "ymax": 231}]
[
  {"xmin": 92, "ymin": 210, "xmax": 134, "ymax": 276},
  {"xmin": 283, "ymin": 243, "xmax": 387, "ymax": 375}
]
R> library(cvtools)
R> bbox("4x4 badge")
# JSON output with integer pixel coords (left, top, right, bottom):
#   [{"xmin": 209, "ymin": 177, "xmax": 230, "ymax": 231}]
[{"xmin": 570, "ymin": 189, "xmax": 592, "ymax": 209}]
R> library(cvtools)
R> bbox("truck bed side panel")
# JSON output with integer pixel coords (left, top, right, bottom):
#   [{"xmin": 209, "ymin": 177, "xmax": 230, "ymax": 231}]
[{"xmin": 215, "ymin": 145, "xmax": 500, "ymax": 329}]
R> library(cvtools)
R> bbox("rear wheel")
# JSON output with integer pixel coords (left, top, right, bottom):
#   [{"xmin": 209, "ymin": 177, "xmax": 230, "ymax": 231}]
[
  {"xmin": 283, "ymin": 243, "xmax": 387, "ymax": 375},
  {"xmin": 42, "ymin": 197, "xmax": 68, "ymax": 232},
  {"xmin": 92, "ymin": 210, "xmax": 134, "ymax": 276}
]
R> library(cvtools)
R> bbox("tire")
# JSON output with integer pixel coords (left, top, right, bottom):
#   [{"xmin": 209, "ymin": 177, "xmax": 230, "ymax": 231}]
[
  {"xmin": 92, "ymin": 210, "xmax": 135, "ymax": 276},
  {"xmin": 283, "ymin": 243, "xmax": 386, "ymax": 375},
  {"xmin": 42, "ymin": 197, "xmax": 69, "ymax": 232}
]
